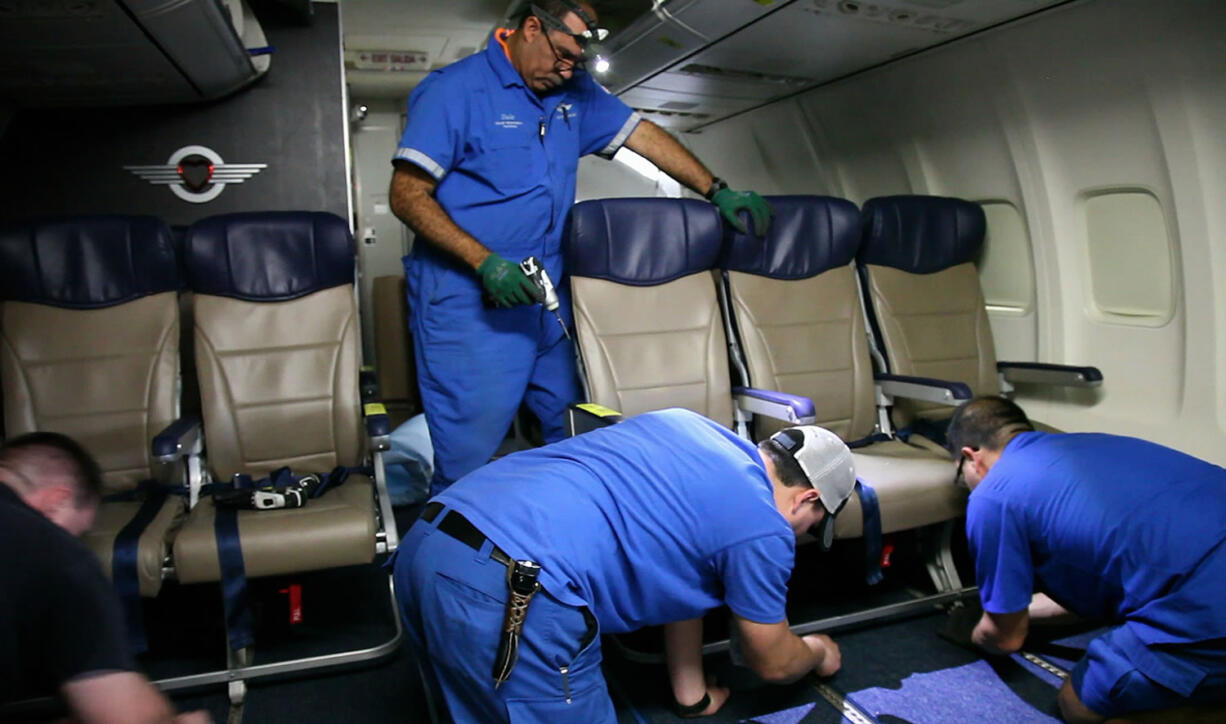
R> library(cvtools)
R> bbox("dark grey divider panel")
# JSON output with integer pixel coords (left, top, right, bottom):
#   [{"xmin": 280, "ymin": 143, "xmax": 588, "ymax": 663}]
[{"xmin": 0, "ymin": 3, "xmax": 345, "ymax": 226}]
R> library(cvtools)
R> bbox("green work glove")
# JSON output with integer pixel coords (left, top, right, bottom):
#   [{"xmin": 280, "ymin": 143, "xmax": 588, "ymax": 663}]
[
  {"xmin": 709, "ymin": 185, "xmax": 774, "ymax": 237},
  {"xmin": 476, "ymin": 252, "xmax": 540, "ymax": 308}
]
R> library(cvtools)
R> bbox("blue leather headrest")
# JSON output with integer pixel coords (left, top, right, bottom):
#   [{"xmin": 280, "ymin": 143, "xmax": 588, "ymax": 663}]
[
  {"xmin": 859, "ymin": 196, "xmax": 986, "ymax": 273},
  {"xmin": 565, "ymin": 198, "xmax": 723, "ymax": 285},
  {"xmin": 186, "ymin": 212, "xmax": 354, "ymax": 301},
  {"xmin": 0, "ymin": 216, "xmax": 179, "ymax": 308},
  {"xmin": 723, "ymin": 196, "xmax": 861, "ymax": 279}
]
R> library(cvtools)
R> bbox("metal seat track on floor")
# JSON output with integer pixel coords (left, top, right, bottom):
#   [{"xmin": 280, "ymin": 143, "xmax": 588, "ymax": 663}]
[{"xmin": 611, "ymin": 586, "xmax": 979, "ymax": 663}]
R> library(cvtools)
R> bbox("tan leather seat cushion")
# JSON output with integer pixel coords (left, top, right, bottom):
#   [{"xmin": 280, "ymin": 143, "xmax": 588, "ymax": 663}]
[
  {"xmin": 727, "ymin": 267, "xmax": 877, "ymax": 441},
  {"xmin": 83, "ymin": 496, "xmax": 186, "ymax": 597},
  {"xmin": 835, "ymin": 440, "xmax": 966, "ymax": 538},
  {"xmin": 865, "ymin": 263, "xmax": 999, "ymax": 425},
  {"xmin": 172, "ymin": 477, "xmax": 376, "ymax": 583},
  {"xmin": 1, "ymin": 295, "xmax": 180, "ymax": 493},
  {"xmin": 193, "ymin": 287, "xmax": 363, "ymax": 479},
  {"xmin": 572, "ymin": 274, "xmax": 733, "ymax": 427}
]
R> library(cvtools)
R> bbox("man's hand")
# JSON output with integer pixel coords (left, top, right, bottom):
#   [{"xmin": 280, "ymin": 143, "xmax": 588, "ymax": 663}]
[
  {"xmin": 477, "ymin": 253, "xmax": 541, "ymax": 308},
  {"xmin": 971, "ymin": 608, "xmax": 1030, "ymax": 655},
  {"xmin": 804, "ymin": 633, "xmax": 842, "ymax": 677},
  {"xmin": 711, "ymin": 187, "xmax": 774, "ymax": 236}
]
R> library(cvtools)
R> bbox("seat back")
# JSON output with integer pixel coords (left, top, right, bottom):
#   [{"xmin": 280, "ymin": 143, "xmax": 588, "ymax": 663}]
[
  {"xmin": 721, "ymin": 196, "xmax": 874, "ymax": 441},
  {"xmin": 565, "ymin": 198, "xmax": 731, "ymax": 425},
  {"xmin": 858, "ymin": 196, "xmax": 999, "ymax": 425},
  {"xmin": 0, "ymin": 216, "xmax": 180, "ymax": 493},
  {"xmin": 184, "ymin": 212, "xmax": 362, "ymax": 479},
  {"xmin": 372, "ymin": 274, "xmax": 418, "ymax": 428}
]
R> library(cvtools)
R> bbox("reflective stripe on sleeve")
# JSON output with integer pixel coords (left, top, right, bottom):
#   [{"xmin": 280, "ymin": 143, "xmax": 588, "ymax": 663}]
[
  {"xmin": 394, "ymin": 147, "xmax": 447, "ymax": 181},
  {"xmin": 598, "ymin": 112, "xmax": 643, "ymax": 159}
]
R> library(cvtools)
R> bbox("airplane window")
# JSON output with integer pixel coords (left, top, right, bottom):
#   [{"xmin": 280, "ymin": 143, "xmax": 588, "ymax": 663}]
[
  {"xmin": 977, "ymin": 201, "xmax": 1035, "ymax": 314},
  {"xmin": 1083, "ymin": 190, "xmax": 1174, "ymax": 324}
]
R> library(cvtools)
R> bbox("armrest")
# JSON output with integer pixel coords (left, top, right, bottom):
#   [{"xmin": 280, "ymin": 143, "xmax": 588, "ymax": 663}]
[
  {"xmin": 364, "ymin": 402, "xmax": 391, "ymax": 452},
  {"xmin": 152, "ymin": 415, "xmax": 203, "ymax": 462},
  {"xmin": 732, "ymin": 387, "xmax": 817, "ymax": 425},
  {"xmin": 875, "ymin": 374, "xmax": 972, "ymax": 406},
  {"xmin": 360, "ymin": 365, "xmax": 379, "ymax": 403},
  {"xmin": 997, "ymin": 361, "xmax": 1103, "ymax": 388},
  {"xmin": 566, "ymin": 402, "xmax": 624, "ymax": 437}
]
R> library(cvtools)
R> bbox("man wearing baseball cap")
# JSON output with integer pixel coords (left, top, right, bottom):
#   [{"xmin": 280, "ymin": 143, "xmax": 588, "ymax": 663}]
[{"xmin": 391, "ymin": 407, "xmax": 856, "ymax": 721}]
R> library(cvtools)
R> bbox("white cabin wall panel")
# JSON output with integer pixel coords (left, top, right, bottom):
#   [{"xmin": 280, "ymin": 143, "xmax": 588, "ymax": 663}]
[
  {"xmin": 683, "ymin": 100, "xmax": 829, "ymax": 195},
  {"xmin": 351, "ymin": 101, "xmax": 409, "ymax": 362},
  {"xmin": 575, "ymin": 155, "xmax": 662, "ymax": 201},
  {"xmin": 694, "ymin": 0, "xmax": 1226, "ymax": 461},
  {"xmin": 1184, "ymin": 78, "xmax": 1226, "ymax": 436},
  {"xmin": 998, "ymin": 6, "xmax": 1187, "ymax": 433},
  {"xmin": 797, "ymin": 41, "xmax": 1043, "ymax": 361}
]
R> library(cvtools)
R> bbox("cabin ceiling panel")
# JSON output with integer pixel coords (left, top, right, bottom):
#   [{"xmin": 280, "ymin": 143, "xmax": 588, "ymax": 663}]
[{"xmin": 614, "ymin": 0, "xmax": 1070, "ymax": 132}]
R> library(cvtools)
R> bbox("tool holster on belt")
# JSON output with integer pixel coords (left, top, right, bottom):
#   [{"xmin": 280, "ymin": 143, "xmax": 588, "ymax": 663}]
[{"xmin": 492, "ymin": 559, "xmax": 542, "ymax": 688}]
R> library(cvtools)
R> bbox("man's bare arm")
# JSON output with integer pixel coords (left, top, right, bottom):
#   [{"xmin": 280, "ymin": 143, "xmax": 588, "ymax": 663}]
[
  {"xmin": 734, "ymin": 615, "xmax": 841, "ymax": 684},
  {"xmin": 388, "ymin": 162, "xmax": 491, "ymax": 270},
  {"xmin": 972, "ymin": 608, "xmax": 1030, "ymax": 655},
  {"xmin": 62, "ymin": 671, "xmax": 212, "ymax": 724},
  {"xmin": 1029, "ymin": 592, "xmax": 1081, "ymax": 626},
  {"xmin": 623, "ymin": 120, "xmax": 715, "ymax": 196},
  {"xmin": 663, "ymin": 618, "xmax": 730, "ymax": 715}
]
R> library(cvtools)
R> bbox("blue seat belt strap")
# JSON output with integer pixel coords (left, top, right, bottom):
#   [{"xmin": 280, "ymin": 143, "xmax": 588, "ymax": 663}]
[
  {"xmin": 856, "ymin": 478, "xmax": 884, "ymax": 585},
  {"xmin": 111, "ymin": 480, "xmax": 168, "ymax": 654},
  {"xmin": 215, "ymin": 473, "xmax": 256, "ymax": 651}
]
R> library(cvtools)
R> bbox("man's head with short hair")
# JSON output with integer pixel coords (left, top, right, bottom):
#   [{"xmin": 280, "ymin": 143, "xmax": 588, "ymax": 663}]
[
  {"xmin": 0, "ymin": 432, "xmax": 103, "ymax": 536},
  {"xmin": 759, "ymin": 426, "xmax": 856, "ymax": 549},
  {"xmin": 947, "ymin": 396, "xmax": 1034, "ymax": 490}
]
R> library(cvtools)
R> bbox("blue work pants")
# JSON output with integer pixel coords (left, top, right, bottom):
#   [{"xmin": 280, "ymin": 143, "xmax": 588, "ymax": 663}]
[
  {"xmin": 405, "ymin": 256, "xmax": 580, "ymax": 496},
  {"xmin": 392, "ymin": 508, "xmax": 614, "ymax": 723}
]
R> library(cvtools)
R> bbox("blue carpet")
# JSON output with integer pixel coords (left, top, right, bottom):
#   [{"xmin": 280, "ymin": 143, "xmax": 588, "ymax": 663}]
[
  {"xmin": 743, "ymin": 702, "xmax": 818, "ymax": 723},
  {"xmin": 845, "ymin": 660, "xmax": 1060, "ymax": 723}
]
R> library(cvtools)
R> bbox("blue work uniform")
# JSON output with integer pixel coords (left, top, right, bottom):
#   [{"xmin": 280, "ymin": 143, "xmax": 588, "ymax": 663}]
[
  {"xmin": 967, "ymin": 431, "xmax": 1226, "ymax": 717},
  {"xmin": 392, "ymin": 30, "xmax": 641, "ymax": 495},
  {"xmin": 392, "ymin": 409, "xmax": 796, "ymax": 722}
]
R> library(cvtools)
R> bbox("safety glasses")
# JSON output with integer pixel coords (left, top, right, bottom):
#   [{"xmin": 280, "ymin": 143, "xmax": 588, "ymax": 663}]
[
  {"xmin": 531, "ymin": 3, "xmax": 609, "ymax": 62},
  {"xmin": 953, "ymin": 456, "xmax": 968, "ymax": 489}
]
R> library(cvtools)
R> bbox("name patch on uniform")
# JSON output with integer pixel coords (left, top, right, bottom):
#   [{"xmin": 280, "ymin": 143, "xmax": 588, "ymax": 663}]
[{"xmin": 495, "ymin": 113, "xmax": 523, "ymax": 129}]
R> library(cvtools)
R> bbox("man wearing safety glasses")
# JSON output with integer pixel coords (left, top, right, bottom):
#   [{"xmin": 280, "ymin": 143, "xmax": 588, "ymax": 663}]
[{"xmin": 389, "ymin": 0, "xmax": 775, "ymax": 500}]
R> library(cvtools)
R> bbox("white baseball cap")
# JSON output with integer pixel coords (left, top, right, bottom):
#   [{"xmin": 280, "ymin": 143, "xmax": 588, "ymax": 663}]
[{"xmin": 769, "ymin": 426, "xmax": 856, "ymax": 550}]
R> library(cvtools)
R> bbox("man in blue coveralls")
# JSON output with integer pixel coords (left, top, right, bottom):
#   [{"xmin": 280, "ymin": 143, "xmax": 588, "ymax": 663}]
[
  {"xmin": 949, "ymin": 396, "xmax": 1226, "ymax": 723},
  {"xmin": 392, "ymin": 408, "xmax": 854, "ymax": 721},
  {"xmin": 388, "ymin": 0, "xmax": 774, "ymax": 496}
]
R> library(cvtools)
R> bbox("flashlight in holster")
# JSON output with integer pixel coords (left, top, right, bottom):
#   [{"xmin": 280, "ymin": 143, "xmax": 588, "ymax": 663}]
[{"xmin": 492, "ymin": 559, "xmax": 542, "ymax": 688}]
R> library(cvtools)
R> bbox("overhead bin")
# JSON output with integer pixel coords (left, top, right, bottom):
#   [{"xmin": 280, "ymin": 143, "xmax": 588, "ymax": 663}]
[
  {"xmin": 0, "ymin": 0, "xmax": 269, "ymax": 108},
  {"xmin": 599, "ymin": 0, "xmax": 774, "ymax": 94}
]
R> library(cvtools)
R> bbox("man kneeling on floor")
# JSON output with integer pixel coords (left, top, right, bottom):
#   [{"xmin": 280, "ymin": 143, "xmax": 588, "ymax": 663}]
[
  {"xmin": 950, "ymin": 396, "xmax": 1226, "ymax": 723},
  {"xmin": 392, "ymin": 407, "xmax": 850, "ymax": 721},
  {"xmin": 0, "ymin": 432, "xmax": 210, "ymax": 723}
]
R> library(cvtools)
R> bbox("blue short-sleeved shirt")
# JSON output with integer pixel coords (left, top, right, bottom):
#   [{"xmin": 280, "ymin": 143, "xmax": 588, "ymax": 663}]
[
  {"xmin": 436, "ymin": 409, "xmax": 796, "ymax": 634},
  {"xmin": 393, "ymin": 30, "xmax": 640, "ymax": 264},
  {"xmin": 967, "ymin": 431, "xmax": 1226, "ymax": 646}
]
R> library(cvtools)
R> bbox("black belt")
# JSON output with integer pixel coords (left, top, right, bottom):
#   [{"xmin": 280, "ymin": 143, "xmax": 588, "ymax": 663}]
[{"xmin": 422, "ymin": 501, "xmax": 512, "ymax": 566}]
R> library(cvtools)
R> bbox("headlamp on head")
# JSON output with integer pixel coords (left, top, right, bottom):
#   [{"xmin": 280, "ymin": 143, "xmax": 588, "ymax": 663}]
[
  {"xmin": 769, "ymin": 426, "xmax": 856, "ymax": 552},
  {"xmin": 530, "ymin": 1, "xmax": 612, "ymax": 73}
]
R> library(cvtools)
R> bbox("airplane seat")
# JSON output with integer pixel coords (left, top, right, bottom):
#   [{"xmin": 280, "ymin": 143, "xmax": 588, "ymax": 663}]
[
  {"xmin": 168, "ymin": 210, "xmax": 401, "ymax": 696},
  {"xmin": 719, "ymin": 196, "xmax": 965, "ymax": 540},
  {"xmin": 858, "ymin": 195, "xmax": 1101, "ymax": 449},
  {"xmin": 858, "ymin": 196, "xmax": 996, "ymax": 444},
  {"xmin": 172, "ymin": 211, "xmax": 386, "ymax": 585},
  {"xmin": 565, "ymin": 197, "xmax": 737, "ymax": 425},
  {"xmin": 0, "ymin": 215, "xmax": 186, "ymax": 599}
]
